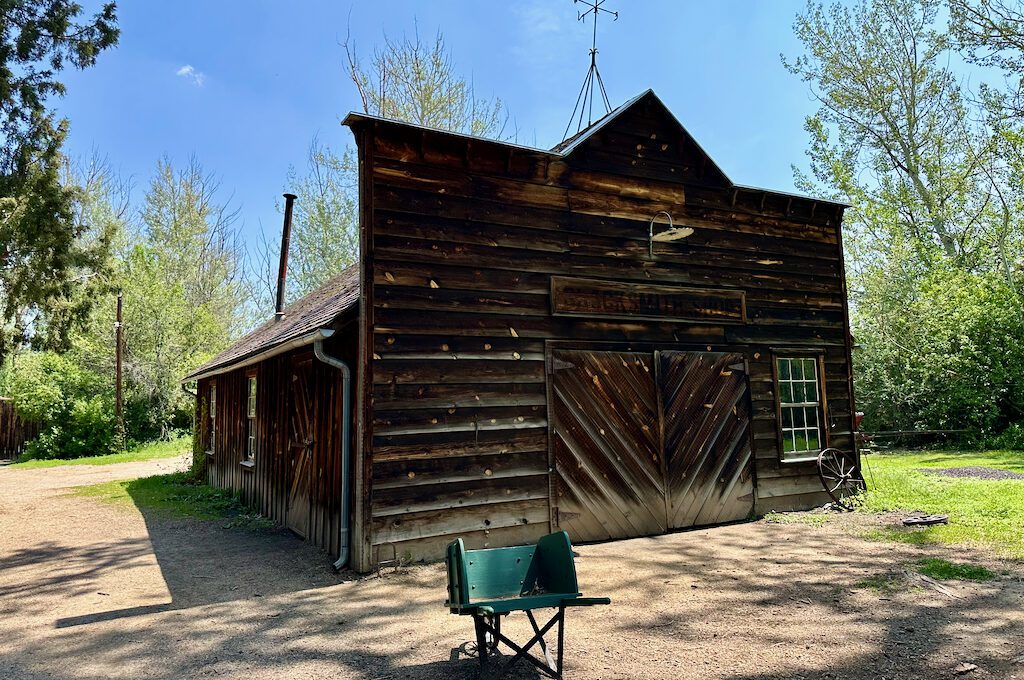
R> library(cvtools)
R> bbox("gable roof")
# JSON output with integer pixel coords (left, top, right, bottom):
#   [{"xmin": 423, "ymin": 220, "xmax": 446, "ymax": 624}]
[
  {"xmin": 554, "ymin": 89, "xmax": 734, "ymax": 188},
  {"xmin": 549, "ymin": 90, "xmax": 652, "ymax": 154},
  {"xmin": 182, "ymin": 266, "xmax": 359, "ymax": 382},
  {"xmin": 343, "ymin": 88, "xmax": 849, "ymax": 208}
]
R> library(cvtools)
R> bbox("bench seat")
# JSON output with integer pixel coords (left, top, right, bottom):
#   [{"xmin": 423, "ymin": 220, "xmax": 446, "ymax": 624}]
[{"xmin": 454, "ymin": 592, "xmax": 581, "ymax": 615}]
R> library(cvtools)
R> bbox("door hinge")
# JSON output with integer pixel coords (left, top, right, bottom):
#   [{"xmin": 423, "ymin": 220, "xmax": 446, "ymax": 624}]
[
  {"xmin": 554, "ymin": 506, "xmax": 580, "ymax": 524},
  {"xmin": 548, "ymin": 357, "xmax": 575, "ymax": 374}
]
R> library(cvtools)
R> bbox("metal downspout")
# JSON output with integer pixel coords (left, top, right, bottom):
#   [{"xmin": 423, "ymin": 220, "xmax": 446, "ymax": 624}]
[{"xmin": 313, "ymin": 338, "xmax": 352, "ymax": 571}]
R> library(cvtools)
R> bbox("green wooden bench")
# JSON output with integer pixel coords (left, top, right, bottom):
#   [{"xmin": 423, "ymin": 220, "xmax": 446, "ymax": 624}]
[{"xmin": 445, "ymin": 530, "xmax": 610, "ymax": 678}]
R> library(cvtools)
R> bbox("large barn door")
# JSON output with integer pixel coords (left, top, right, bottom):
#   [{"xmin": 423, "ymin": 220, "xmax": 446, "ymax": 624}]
[
  {"xmin": 287, "ymin": 357, "xmax": 315, "ymax": 538},
  {"xmin": 659, "ymin": 351, "xmax": 754, "ymax": 528},
  {"xmin": 550, "ymin": 350, "xmax": 667, "ymax": 542}
]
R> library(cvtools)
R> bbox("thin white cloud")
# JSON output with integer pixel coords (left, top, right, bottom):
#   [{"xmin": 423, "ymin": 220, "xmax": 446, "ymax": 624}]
[
  {"xmin": 513, "ymin": 0, "xmax": 570, "ymax": 64},
  {"xmin": 521, "ymin": 1, "xmax": 562, "ymax": 34},
  {"xmin": 175, "ymin": 64, "xmax": 206, "ymax": 87},
  {"xmin": 513, "ymin": 0, "xmax": 577, "ymax": 82}
]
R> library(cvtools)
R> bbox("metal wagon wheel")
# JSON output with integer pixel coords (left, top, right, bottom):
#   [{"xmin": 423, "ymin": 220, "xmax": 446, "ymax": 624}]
[{"xmin": 817, "ymin": 448, "xmax": 866, "ymax": 510}]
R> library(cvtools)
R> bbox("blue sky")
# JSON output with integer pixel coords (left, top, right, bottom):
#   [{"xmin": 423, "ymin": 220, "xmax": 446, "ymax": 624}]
[{"xmin": 57, "ymin": 1, "xmax": 817, "ymax": 242}]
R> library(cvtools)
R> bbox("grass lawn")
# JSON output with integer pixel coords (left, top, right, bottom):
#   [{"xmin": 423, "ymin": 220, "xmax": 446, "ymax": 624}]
[
  {"xmin": 9, "ymin": 436, "xmax": 190, "ymax": 469},
  {"xmin": 860, "ymin": 448, "xmax": 1024, "ymax": 560},
  {"xmin": 75, "ymin": 471, "xmax": 272, "ymax": 528}
]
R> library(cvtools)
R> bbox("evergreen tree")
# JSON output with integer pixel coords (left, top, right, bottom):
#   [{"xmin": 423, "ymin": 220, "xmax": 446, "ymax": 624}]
[
  {"xmin": 0, "ymin": 1, "xmax": 119, "ymax": 361},
  {"xmin": 246, "ymin": 27, "xmax": 508, "ymax": 317}
]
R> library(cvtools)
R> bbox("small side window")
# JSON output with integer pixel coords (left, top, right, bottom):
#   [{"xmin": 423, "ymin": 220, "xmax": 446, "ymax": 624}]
[
  {"xmin": 246, "ymin": 375, "xmax": 257, "ymax": 463},
  {"xmin": 776, "ymin": 357, "xmax": 824, "ymax": 461},
  {"xmin": 208, "ymin": 383, "xmax": 217, "ymax": 455}
]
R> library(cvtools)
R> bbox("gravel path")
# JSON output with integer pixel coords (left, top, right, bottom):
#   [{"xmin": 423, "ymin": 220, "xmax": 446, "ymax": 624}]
[
  {"xmin": 919, "ymin": 466, "xmax": 1024, "ymax": 481},
  {"xmin": 1, "ymin": 458, "xmax": 1023, "ymax": 679}
]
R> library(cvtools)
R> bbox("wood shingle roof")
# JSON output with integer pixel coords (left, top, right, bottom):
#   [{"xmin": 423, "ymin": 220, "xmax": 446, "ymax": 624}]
[{"xmin": 183, "ymin": 265, "xmax": 359, "ymax": 382}]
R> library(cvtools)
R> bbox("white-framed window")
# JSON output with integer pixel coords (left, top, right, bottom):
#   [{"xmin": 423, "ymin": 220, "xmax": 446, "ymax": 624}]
[
  {"xmin": 246, "ymin": 374, "xmax": 257, "ymax": 462},
  {"xmin": 208, "ymin": 382, "xmax": 217, "ymax": 455},
  {"xmin": 777, "ymin": 356, "xmax": 823, "ymax": 461}
]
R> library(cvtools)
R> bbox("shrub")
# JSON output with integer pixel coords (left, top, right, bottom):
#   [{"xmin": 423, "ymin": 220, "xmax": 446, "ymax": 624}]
[
  {"xmin": 854, "ymin": 267, "xmax": 1024, "ymax": 433},
  {"xmin": 62, "ymin": 395, "xmax": 116, "ymax": 458},
  {"xmin": 6, "ymin": 352, "xmax": 83, "ymax": 422},
  {"xmin": 7, "ymin": 351, "xmax": 115, "ymax": 459},
  {"xmin": 984, "ymin": 423, "xmax": 1024, "ymax": 451},
  {"xmin": 124, "ymin": 395, "xmax": 161, "ymax": 444}
]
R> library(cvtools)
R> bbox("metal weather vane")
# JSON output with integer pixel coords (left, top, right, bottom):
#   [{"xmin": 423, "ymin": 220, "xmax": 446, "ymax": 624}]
[{"xmin": 564, "ymin": 0, "xmax": 618, "ymax": 139}]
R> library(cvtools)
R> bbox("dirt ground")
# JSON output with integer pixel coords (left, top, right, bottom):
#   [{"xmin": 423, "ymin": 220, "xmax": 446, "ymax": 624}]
[{"xmin": 1, "ymin": 458, "xmax": 1022, "ymax": 680}]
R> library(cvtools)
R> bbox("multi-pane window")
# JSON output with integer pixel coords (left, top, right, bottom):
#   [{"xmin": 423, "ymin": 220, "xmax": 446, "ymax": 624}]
[
  {"xmin": 777, "ymin": 357, "xmax": 823, "ymax": 461},
  {"xmin": 208, "ymin": 383, "xmax": 216, "ymax": 455},
  {"xmin": 246, "ymin": 375, "xmax": 257, "ymax": 462}
]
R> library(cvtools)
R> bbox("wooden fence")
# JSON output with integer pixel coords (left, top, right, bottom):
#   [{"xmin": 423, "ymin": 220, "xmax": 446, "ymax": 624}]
[{"xmin": 0, "ymin": 398, "xmax": 39, "ymax": 460}]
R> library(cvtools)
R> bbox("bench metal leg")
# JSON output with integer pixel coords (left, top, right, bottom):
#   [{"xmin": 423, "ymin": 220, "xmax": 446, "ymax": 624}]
[
  {"xmin": 475, "ymin": 607, "xmax": 566, "ymax": 679},
  {"xmin": 473, "ymin": 614, "xmax": 489, "ymax": 668},
  {"xmin": 526, "ymin": 610, "xmax": 555, "ymax": 671},
  {"xmin": 491, "ymin": 614, "xmax": 502, "ymax": 653},
  {"xmin": 556, "ymin": 605, "xmax": 565, "ymax": 677}
]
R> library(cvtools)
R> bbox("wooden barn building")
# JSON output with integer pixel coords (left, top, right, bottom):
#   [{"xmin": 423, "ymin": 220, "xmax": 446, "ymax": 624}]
[{"xmin": 186, "ymin": 90, "xmax": 857, "ymax": 572}]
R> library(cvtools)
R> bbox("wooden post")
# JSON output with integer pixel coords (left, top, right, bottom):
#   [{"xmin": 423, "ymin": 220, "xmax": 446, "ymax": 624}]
[{"xmin": 115, "ymin": 291, "xmax": 125, "ymax": 451}]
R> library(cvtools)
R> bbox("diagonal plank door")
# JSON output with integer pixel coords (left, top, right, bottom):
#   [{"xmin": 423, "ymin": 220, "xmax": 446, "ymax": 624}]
[
  {"xmin": 659, "ymin": 351, "xmax": 754, "ymax": 528},
  {"xmin": 287, "ymin": 357, "xmax": 315, "ymax": 538},
  {"xmin": 551, "ymin": 350, "xmax": 666, "ymax": 542}
]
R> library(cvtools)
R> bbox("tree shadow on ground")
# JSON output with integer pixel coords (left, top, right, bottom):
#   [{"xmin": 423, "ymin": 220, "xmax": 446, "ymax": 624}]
[
  {"xmin": 2, "ymin": 507, "xmax": 1022, "ymax": 679},
  {"xmin": 53, "ymin": 502, "xmax": 344, "ymax": 627},
  {"xmin": 581, "ymin": 525, "xmax": 1023, "ymax": 679}
]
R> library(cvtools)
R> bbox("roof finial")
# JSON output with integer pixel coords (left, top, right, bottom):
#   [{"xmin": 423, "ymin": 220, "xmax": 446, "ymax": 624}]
[{"xmin": 564, "ymin": 0, "xmax": 617, "ymax": 140}]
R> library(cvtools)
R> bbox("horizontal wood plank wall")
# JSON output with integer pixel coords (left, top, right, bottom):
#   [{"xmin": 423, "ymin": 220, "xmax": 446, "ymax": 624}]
[
  {"xmin": 0, "ymin": 398, "xmax": 39, "ymax": 459},
  {"xmin": 197, "ymin": 317, "xmax": 357, "ymax": 558},
  {"xmin": 356, "ymin": 93, "xmax": 853, "ymax": 562}
]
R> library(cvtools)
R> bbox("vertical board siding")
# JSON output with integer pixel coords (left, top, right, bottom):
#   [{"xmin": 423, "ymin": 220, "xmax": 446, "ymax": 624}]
[
  {"xmin": 0, "ymin": 398, "xmax": 39, "ymax": 459},
  {"xmin": 197, "ymin": 322, "xmax": 356, "ymax": 558},
  {"xmin": 355, "ymin": 92, "xmax": 855, "ymax": 564}
]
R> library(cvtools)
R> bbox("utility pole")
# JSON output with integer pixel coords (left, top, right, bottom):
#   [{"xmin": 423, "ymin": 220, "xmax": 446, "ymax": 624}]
[{"xmin": 115, "ymin": 291, "xmax": 125, "ymax": 451}]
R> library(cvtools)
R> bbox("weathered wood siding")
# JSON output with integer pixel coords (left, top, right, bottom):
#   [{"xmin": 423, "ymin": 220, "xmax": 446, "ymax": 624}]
[
  {"xmin": 0, "ymin": 398, "xmax": 39, "ymax": 460},
  {"xmin": 350, "ymin": 91, "xmax": 855, "ymax": 565},
  {"xmin": 197, "ymin": 317, "xmax": 357, "ymax": 557}
]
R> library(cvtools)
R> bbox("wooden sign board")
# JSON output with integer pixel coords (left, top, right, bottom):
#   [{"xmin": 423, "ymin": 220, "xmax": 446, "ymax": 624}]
[{"xmin": 550, "ymin": 277, "xmax": 746, "ymax": 324}]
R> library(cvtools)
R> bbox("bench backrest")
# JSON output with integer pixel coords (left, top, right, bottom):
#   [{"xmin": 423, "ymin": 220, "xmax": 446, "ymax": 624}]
[{"xmin": 446, "ymin": 531, "xmax": 580, "ymax": 609}]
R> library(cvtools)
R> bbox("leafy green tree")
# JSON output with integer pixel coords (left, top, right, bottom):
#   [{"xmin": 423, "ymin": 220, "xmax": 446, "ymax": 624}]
[
  {"xmin": 140, "ymin": 157, "xmax": 244, "ymax": 331},
  {"xmin": 854, "ymin": 266, "xmax": 1024, "ymax": 431},
  {"xmin": 124, "ymin": 158, "xmax": 241, "ymax": 438},
  {"xmin": 0, "ymin": 1, "xmax": 119, "ymax": 362},
  {"xmin": 5, "ymin": 350, "xmax": 114, "ymax": 459},
  {"xmin": 246, "ymin": 140, "xmax": 359, "ymax": 312},
  {"xmin": 950, "ymin": 0, "xmax": 1024, "ymax": 119},
  {"xmin": 69, "ymin": 157, "xmax": 243, "ymax": 441},
  {"xmin": 118, "ymin": 242, "xmax": 226, "ymax": 438},
  {"xmin": 247, "ymin": 27, "xmax": 509, "ymax": 318},
  {"xmin": 344, "ymin": 27, "xmax": 507, "ymax": 137},
  {"xmin": 785, "ymin": 0, "xmax": 1024, "ymax": 433},
  {"xmin": 7, "ymin": 154, "xmax": 243, "ymax": 452},
  {"xmin": 785, "ymin": 0, "xmax": 1000, "ymax": 273},
  {"xmin": 27, "ymin": 155, "xmax": 127, "ymax": 352}
]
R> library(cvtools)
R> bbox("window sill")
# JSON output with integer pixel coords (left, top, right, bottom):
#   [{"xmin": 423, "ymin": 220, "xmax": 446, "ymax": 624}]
[
  {"xmin": 240, "ymin": 459, "xmax": 255, "ymax": 469},
  {"xmin": 781, "ymin": 455, "xmax": 820, "ymax": 464}
]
